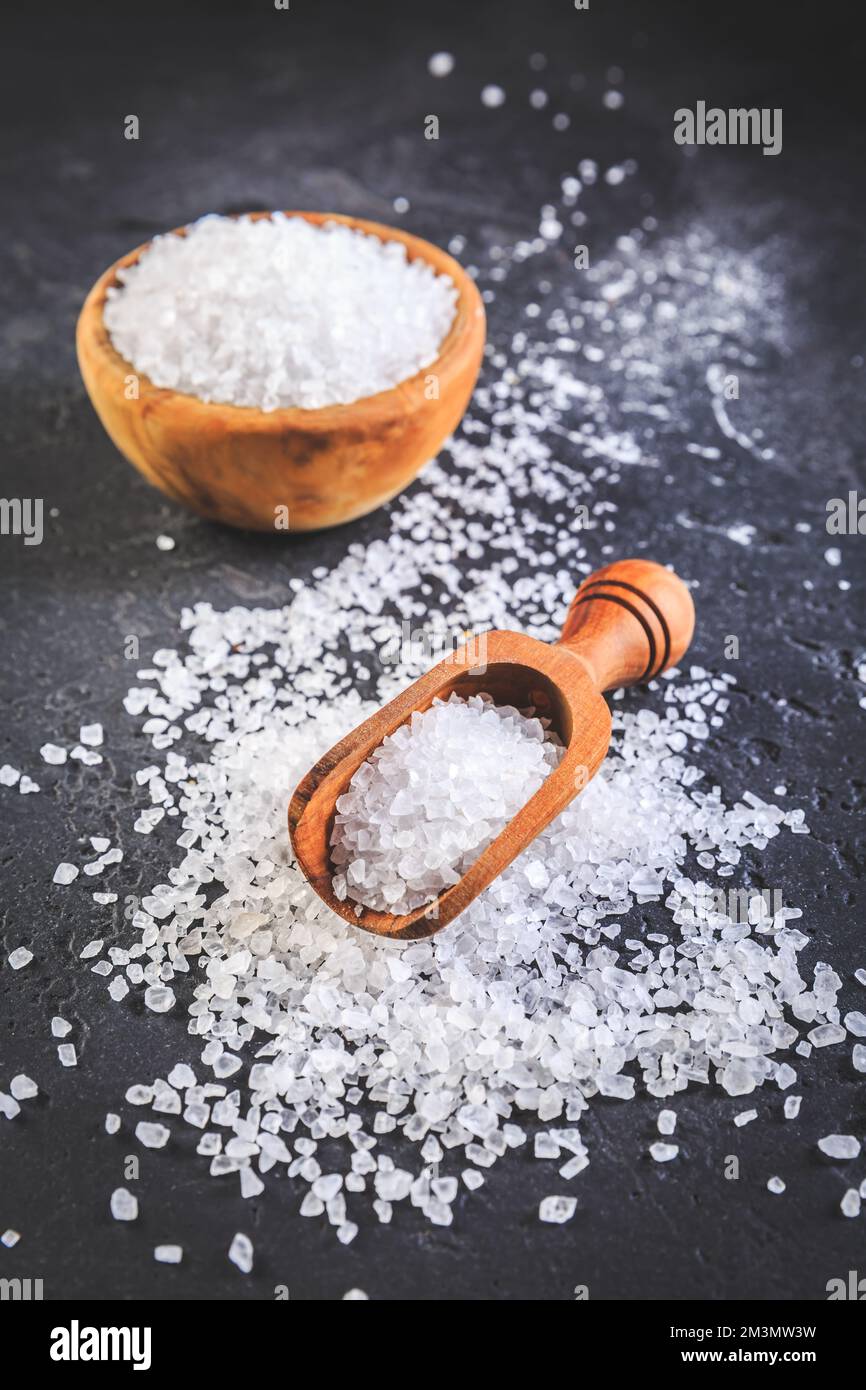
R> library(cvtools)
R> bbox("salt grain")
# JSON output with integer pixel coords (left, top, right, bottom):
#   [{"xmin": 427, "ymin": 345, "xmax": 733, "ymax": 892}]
[
  {"xmin": 817, "ymin": 1134, "xmax": 860, "ymax": 1160},
  {"xmin": 539, "ymin": 1195, "xmax": 577, "ymax": 1223},
  {"xmin": 649, "ymin": 1143, "xmax": 678, "ymax": 1163},
  {"xmin": 135, "ymin": 1121, "xmax": 170, "ymax": 1149},
  {"xmin": 40, "ymin": 743, "xmax": 67, "ymax": 765},
  {"xmin": 10, "ymin": 1075, "xmax": 37, "ymax": 1101},
  {"xmin": 228, "ymin": 1232, "xmax": 253, "ymax": 1273},
  {"xmin": 154, "ymin": 1244, "xmax": 183, "ymax": 1263},
  {"xmin": 110, "ymin": 1187, "xmax": 138, "ymax": 1221},
  {"xmin": 840, "ymin": 1189, "xmax": 861, "ymax": 1218}
]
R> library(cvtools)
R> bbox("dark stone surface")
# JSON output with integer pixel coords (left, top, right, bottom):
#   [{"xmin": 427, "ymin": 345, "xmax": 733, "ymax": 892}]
[{"xmin": 1, "ymin": 0, "xmax": 864, "ymax": 1300}]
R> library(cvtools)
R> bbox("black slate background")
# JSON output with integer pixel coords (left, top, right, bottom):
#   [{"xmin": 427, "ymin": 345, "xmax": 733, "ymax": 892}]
[{"xmin": 1, "ymin": 0, "xmax": 865, "ymax": 1301}]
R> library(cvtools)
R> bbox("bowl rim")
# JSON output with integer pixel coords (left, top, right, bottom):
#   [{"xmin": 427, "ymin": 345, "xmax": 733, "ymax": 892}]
[{"xmin": 76, "ymin": 210, "xmax": 486, "ymax": 432}]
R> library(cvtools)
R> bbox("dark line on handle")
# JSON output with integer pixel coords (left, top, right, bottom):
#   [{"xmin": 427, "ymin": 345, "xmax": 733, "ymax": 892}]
[
  {"xmin": 574, "ymin": 591, "xmax": 656, "ymax": 683},
  {"xmin": 580, "ymin": 578, "xmax": 671, "ymax": 674}
]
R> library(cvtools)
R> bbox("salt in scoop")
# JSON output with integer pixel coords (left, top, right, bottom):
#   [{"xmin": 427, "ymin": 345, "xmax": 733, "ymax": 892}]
[{"xmin": 289, "ymin": 558, "xmax": 695, "ymax": 938}]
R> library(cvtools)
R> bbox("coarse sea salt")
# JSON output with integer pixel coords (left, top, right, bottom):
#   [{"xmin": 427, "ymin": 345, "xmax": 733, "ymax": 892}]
[
  {"xmin": 22, "ymin": 150, "xmax": 851, "ymax": 1241},
  {"xmin": 104, "ymin": 215, "xmax": 458, "ymax": 411},
  {"xmin": 330, "ymin": 693, "xmax": 560, "ymax": 914}
]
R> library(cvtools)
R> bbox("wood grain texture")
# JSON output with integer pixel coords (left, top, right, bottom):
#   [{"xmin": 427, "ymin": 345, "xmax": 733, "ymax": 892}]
[
  {"xmin": 289, "ymin": 558, "xmax": 695, "ymax": 938},
  {"xmin": 76, "ymin": 211, "xmax": 486, "ymax": 532}
]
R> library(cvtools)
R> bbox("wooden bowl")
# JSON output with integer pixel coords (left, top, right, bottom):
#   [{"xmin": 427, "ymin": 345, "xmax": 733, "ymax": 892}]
[{"xmin": 76, "ymin": 212, "xmax": 486, "ymax": 532}]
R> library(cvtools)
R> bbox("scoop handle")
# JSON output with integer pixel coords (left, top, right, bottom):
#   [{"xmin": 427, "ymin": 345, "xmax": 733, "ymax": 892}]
[{"xmin": 558, "ymin": 558, "xmax": 695, "ymax": 691}]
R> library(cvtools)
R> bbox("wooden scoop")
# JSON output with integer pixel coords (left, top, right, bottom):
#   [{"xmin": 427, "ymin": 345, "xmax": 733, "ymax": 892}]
[{"xmin": 289, "ymin": 558, "xmax": 695, "ymax": 940}]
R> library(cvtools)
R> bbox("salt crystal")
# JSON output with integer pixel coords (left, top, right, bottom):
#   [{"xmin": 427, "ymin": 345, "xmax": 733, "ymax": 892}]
[
  {"xmin": 8, "ymin": 947, "xmax": 33, "ymax": 970},
  {"xmin": 168, "ymin": 1064, "xmax": 196, "ymax": 1089},
  {"xmin": 841, "ymin": 1189, "xmax": 861, "ymax": 1218},
  {"xmin": 40, "ymin": 743, "xmax": 67, "ymax": 764},
  {"xmin": 110, "ymin": 1187, "xmax": 138, "ymax": 1221},
  {"xmin": 79, "ymin": 723, "xmax": 103, "ymax": 747},
  {"xmin": 817, "ymin": 1134, "xmax": 860, "ymax": 1160},
  {"xmin": 733, "ymin": 1110, "xmax": 757, "ymax": 1127},
  {"xmin": 10, "ymin": 1075, "xmax": 37, "ymax": 1101},
  {"xmin": 105, "ymin": 1113, "xmax": 121, "ymax": 1134},
  {"xmin": 240, "ymin": 1167, "xmax": 264, "ymax": 1199},
  {"xmin": 343, "ymin": 1288, "xmax": 369, "ymax": 1300},
  {"xmin": 809, "ymin": 1023, "xmax": 846, "ymax": 1047},
  {"xmin": 539, "ymin": 1195, "xmax": 577, "ymax": 1223},
  {"xmin": 135, "ymin": 1121, "xmax": 170, "ymax": 1149},
  {"xmin": 767, "ymin": 1176, "xmax": 785, "ymax": 1194},
  {"xmin": 58, "ymin": 1044, "xmax": 77, "ymax": 1067},
  {"xmin": 0, "ymin": 1093, "xmax": 21, "ymax": 1119},
  {"xmin": 144, "ymin": 986, "xmax": 175, "ymax": 1013},
  {"xmin": 844, "ymin": 1011, "xmax": 866, "ymax": 1037},
  {"xmin": 51, "ymin": 1016, "xmax": 71, "ymax": 1037},
  {"xmin": 649, "ymin": 1142, "xmax": 678, "ymax": 1162},
  {"xmin": 126, "ymin": 1085, "xmax": 153, "ymax": 1105},
  {"xmin": 228, "ymin": 1232, "xmax": 253, "ymax": 1273},
  {"xmin": 783, "ymin": 1096, "xmax": 801, "ymax": 1120},
  {"xmin": 53, "ymin": 862, "xmax": 79, "ymax": 886},
  {"xmin": 154, "ymin": 1244, "xmax": 183, "ymax": 1263},
  {"xmin": 1, "ymin": 1230, "xmax": 20, "ymax": 1247},
  {"xmin": 657, "ymin": 1109, "xmax": 677, "ymax": 1135}
]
